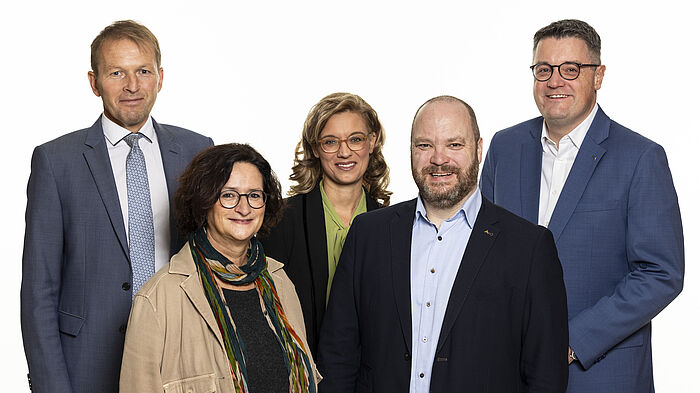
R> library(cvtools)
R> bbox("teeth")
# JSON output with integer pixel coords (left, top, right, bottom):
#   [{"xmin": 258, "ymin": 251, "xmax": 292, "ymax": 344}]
[
  {"xmin": 549, "ymin": 94, "xmax": 568, "ymax": 98},
  {"xmin": 337, "ymin": 163, "xmax": 355, "ymax": 168},
  {"xmin": 431, "ymin": 173, "xmax": 452, "ymax": 177}
]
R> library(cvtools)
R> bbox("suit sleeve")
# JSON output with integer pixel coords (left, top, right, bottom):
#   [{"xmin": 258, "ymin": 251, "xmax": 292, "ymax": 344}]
[
  {"xmin": 20, "ymin": 146, "xmax": 74, "ymax": 393},
  {"xmin": 568, "ymin": 144, "xmax": 684, "ymax": 369},
  {"xmin": 521, "ymin": 228, "xmax": 569, "ymax": 392},
  {"xmin": 480, "ymin": 136, "xmax": 497, "ymax": 202},
  {"xmin": 317, "ymin": 222, "xmax": 361, "ymax": 393},
  {"xmin": 119, "ymin": 294, "xmax": 165, "ymax": 393}
]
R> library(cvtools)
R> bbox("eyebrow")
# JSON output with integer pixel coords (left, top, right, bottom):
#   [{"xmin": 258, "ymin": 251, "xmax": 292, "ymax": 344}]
[{"xmin": 320, "ymin": 130, "xmax": 368, "ymax": 138}]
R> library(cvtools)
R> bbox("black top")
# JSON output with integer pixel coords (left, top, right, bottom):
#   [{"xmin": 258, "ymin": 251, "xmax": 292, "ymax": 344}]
[
  {"xmin": 223, "ymin": 288, "xmax": 288, "ymax": 393},
  {"xmin": 259, "ymin": 182, "xmax": 381, "ymax": 356}
]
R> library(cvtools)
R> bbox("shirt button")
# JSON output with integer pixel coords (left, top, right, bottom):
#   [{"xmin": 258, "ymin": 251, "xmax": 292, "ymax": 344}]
[
  {"xmin": 420, "ymin": 373, "xmax": 425, "ymax": 378},
  {"xmin": 426, "ymin": 302, "xmax": 431, "ymax": 307},
  {"xmin": 430, "ymin": 268, "xmax": 435, "ymax": 274},
  {"xmin": 437, "ymin": 236, "xmax": 442, "ymax": 241},
  {"xmin": 422, "ymin": 337, "xmax": 427, "ymax": 343}
]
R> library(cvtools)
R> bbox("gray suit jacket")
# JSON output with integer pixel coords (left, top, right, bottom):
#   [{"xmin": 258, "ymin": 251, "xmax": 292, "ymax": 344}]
[{"xmin": 21, "ymin": 118, "xmax": 213, "ymax": 393}]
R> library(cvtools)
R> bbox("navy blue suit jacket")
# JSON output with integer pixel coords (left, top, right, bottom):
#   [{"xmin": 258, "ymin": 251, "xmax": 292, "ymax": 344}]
[
  {"xmin": 21, "ymin": 118, "xmax": 213, "ymax": 393},
  {"xmin": 318, "ymin": 196, "xmax": 569, "ymax": 392},
  {"xmin": 480, "ymin": 108, "xmax": 684, "ymax": 392}
]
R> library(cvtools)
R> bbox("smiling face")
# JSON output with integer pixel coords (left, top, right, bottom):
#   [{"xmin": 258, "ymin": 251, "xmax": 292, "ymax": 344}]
[
  {"xmin": 313, "ymin": 111, "xmax": 376, "ymax": 190},
  {"xmin": 206, "ymin": 162, "xmax": 266, "ymax": 254},
  {"xmin": 88, "ymin": 38, "xmax": 163, "ymax": 132},
  {"xmin": 411, "ymin": 100, "xmax": 482, "ymax": 210},
  {"xmin": 533, "ymin": 37, "xmax": 605, "ymax": 137}
]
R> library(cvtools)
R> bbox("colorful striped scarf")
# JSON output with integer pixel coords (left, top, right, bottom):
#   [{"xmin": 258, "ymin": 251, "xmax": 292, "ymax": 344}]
[{"xmin": 189, "ymin": 227, "xmax": 316, "ymax": 393}]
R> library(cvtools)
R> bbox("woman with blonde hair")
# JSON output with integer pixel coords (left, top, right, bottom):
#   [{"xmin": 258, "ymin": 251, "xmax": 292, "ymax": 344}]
[{"xmin": 260, "ymin": 92, "xmax": 391, "ymax": 356}]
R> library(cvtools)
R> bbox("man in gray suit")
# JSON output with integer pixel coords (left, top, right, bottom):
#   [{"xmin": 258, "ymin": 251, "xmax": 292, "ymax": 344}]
[{"xmin": 21, "ymin": 20, "xmax": 213, "ymax": 393}]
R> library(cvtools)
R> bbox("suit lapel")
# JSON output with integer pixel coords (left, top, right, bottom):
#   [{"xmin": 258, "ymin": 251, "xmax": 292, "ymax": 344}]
[
  {"xmin": 390, "ymin": 200, "xmax": 417, "ymax": 352},
  {"xmin": 303, "ymin": 185, "xmax": 330, "ymax": 329},
  {"xmin": 547, "ymin": 110, "xmax": 610, "ymax": 241},
  {"xmin": 436, "ymin": 197, "xmax": 499, "ymax": 352},
  {"xmin": 180, "ymin": 271, "xmax": 226, "ymax": 349},
  {"xmin": 153, "ymin": 120, "xmax": 185, "ymax": 255},
  {"xmin": 521, "ymin": 122, "xmax": 543, "ymax": 224},
  {"xmin": 83, "ymin": 118, "xmax": 129, "ymax": 260}
]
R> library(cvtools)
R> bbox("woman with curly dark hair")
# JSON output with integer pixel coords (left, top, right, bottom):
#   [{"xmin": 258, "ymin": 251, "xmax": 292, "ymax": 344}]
[
  {"xmin": 259, "ymin": 92, "xmax": 391, "ymax": 356},
  {"xmin": 120, "ymin": 143, "xmax": 319, "ymax": 393}
]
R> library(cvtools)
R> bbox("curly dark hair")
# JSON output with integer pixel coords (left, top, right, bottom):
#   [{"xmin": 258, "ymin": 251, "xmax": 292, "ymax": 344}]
[{"xmin": 174, "ymin": 143, "xmax": 284, "ymax": 237}]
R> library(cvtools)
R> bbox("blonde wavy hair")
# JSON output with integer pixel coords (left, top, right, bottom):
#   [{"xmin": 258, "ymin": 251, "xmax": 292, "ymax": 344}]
[{"xmin": 289, "ymin": 92, "xmax": 391, "ymax": 206}]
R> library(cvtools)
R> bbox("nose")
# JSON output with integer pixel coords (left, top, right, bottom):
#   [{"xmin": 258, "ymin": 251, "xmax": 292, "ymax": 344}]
[
  {"xmin": 336, "ymin": 140, "xmax": 352, "ymax": 158},
  {"xmin": 429, "ymin": 146, "xmax": 449, "ymax": 166},
  {"xmin": 234, "ymin": 197, "xmax": 252, "ymax": 215},
  {"xmin": 547, "ymin": 67, "xmax": 566, "ymax": 88},
  {"xmin": 124, "ymin": 73, "xmax": 140, "ymax": 93}
]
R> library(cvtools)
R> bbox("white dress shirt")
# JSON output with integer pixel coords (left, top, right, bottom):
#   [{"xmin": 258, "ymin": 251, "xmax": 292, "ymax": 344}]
[
  {"xmin": 409, "ymin": 191, "xmax": 481, "ymax": 393},
  {"xmin": 538, "ymin": 104, "xmax": 599, "ymax": 227},
  {"xmin": 102, "ymin": 115, "xmax": 171, "ymax": 272}
]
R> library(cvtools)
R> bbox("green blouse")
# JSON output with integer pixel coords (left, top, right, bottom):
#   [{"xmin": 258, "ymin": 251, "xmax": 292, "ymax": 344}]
[{"xmin": 320, "ymin": 180, "xmax": 367, "ymax": 303}]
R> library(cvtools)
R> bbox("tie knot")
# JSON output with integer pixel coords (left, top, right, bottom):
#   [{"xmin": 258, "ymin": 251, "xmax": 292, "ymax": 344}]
[{"xmin": 124, "ymin": 133, "xmax": 144, "ymax": 148}]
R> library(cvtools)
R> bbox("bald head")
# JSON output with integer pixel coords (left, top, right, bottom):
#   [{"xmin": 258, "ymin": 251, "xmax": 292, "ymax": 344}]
[{"xmin": 411, "ymin": 95, "xmax": 480, "ymax": 144}]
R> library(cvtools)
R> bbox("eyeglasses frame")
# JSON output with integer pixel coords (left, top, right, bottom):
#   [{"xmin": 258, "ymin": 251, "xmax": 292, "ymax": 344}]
[
  {"xmin": 530, "ymin": 62, "xmax": 600, "ymax": 82},
  {"xmin": 317, "ymin": 132, "xmax": 372, "ymax": 154},
  {"xmin": 218, "ymin": 189, "xmax": 267, "ymax": 210}
]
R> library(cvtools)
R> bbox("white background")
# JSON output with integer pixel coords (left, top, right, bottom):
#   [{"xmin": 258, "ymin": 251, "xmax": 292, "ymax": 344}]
[{"xmin": 2, "ymin": 1, "xmax": 697, "ymax": 391}]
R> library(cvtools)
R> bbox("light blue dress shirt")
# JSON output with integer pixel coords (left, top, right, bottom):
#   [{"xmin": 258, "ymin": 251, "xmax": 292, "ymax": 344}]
[{"xmin": 409, "ymin": 190, "xmax": 481, "ymax": 393}]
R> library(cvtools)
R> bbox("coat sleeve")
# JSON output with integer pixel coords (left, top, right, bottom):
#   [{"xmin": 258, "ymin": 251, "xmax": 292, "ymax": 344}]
[
  {"xmin": 480, "ymin": 135, "xmax": 497, "ymax": 202},
  {"xmin": 521, "ymin": 228, "xmax": 569, "ymax": 392},
  {"xmin": 568, "ymin": 143, "xmax": 684, "ymax": 369},
  {"xmin": 317, "ymin": 223, "xmax": 361, "ymax": 393},
  {"xmin": 119, "ymin": 294, "xmax": 165, "ymax": 393},
  {"xmin": 20, "ymin": 146, "xmax": 74, "ymax": 393}
]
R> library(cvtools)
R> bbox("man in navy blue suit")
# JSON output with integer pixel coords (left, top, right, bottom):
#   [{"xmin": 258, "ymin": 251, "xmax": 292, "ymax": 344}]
[
  {"xmin": 480, "ymin": 19, "xmax": 684, "ymax": 392},
  {"xmin": 21, "ymin": 20, "xmax": 213, "ymax": 393}
]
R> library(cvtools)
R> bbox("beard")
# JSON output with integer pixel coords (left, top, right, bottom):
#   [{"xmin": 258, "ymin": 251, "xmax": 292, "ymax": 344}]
[{"xmin": 412, "ymin": 154, "xmax": 479, "ymax": 210}]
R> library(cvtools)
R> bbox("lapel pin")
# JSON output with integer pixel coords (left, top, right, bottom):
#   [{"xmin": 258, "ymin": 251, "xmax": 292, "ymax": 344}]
[
  {"xmin": 484, "ymin": 229, "xmax": 494, "ymax": 237},
  {"xmin": 593, "ymin": 156, "xmax": 598, "ymax": 161}
]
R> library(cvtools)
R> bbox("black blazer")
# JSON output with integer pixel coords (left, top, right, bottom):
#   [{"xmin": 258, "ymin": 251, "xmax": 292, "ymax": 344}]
[
  {"xmin": 259, "ymin": 182, "xmax": 381, "ymax": 356},
  {"xmin": 317, "ymin": 196, "xmax": 569, "ymax": 393}
]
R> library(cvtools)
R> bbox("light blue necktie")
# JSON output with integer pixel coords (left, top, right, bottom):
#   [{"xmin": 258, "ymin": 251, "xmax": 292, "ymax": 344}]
[{"xmin": 124, "ymin": 133, "xmax": 155, "ymax": 297}]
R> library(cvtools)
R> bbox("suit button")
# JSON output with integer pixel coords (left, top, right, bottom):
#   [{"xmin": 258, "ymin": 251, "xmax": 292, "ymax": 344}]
[
  {"xmin": 404, "ymin": 352, "xmax": 410, "ymax": 361},
  {"xmin": 419, "ymin": 373, "xmax": 425, "ymax": 378},
  {"xmin": 119, "ymin": 324, "xmax": 127, "ymax": 334},
  {"xmin": 122, "ymin": 282, "xmax": 131, "ymax": 291}
]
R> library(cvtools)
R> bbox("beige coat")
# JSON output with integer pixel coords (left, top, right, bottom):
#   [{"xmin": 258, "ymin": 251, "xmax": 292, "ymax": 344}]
[{"xmin": 119, "ymin": 244, "xmax": 320, "ymax": 393}]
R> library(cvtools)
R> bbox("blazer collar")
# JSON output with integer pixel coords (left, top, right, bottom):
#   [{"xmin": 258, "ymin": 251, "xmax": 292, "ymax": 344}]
[
  {"xmin": 545, "ymin": 108, "xmax": 610, "ymax": 241},
  {"xmin": 389, "ymin": 199, "xmax": 418, "ymax": 352},
  {"xmin": 83, "ymin": 118, "xmax": 129, "ymax": 261}
]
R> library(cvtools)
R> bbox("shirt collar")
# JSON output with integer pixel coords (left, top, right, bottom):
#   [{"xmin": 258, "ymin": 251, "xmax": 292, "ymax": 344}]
[
  {"xmin": 415, "ymin": 188, "xmax": 482, "ymax": 229},
  {"xmin": 102, "ymin": 114, "xmax": 155, "ymax": 146},
  {"xmin": 541, "ymin": 102, "xmax": 598, "ymax": 150}
]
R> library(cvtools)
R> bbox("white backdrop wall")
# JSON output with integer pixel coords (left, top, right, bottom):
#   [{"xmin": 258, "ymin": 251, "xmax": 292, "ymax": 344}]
[{"xmin": 2, "ymin": 1, "xmax": 697, "ymax": 391}]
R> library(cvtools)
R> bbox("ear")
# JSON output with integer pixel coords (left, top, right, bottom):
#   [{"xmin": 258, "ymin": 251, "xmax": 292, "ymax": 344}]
[
  {"xmin": 312, "ymin": 144, "xmax": 320, "ymax": 159},
  {"xmin": 368, "ymin": 132, "xmax": 377, "ymax": 153},
  {"xmin": 594, "ymin": 65, "xmax": 606, "ymax": 90},
  {"xmin": 157, "ymin": 67, "xmax": 164, "ymax": 92},
  {"xmin": 477, "ymin": 137, "xmax": 483, "ymax": 164},
  {"xmin": 88, "ymin": 71, "xmax": 101, "ymax": 97}
]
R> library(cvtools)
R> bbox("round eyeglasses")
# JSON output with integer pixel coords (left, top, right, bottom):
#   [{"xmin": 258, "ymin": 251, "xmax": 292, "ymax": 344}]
[
  {"xmin": 219, "ymin": 189, "xmax": 267, "ymax": 209},
  {"xmin": 318, "ymin": 133, "xmax": 371, "ymax": 153},
  {"xmin": 530, "ymin": 62, "xmax": 600, "ymax": 81}
]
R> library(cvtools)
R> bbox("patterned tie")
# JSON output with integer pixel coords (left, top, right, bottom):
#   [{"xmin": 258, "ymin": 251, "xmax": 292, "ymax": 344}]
[{"xmin": 124, "ymin": 133, "xmax": 155, "ymax": 297}]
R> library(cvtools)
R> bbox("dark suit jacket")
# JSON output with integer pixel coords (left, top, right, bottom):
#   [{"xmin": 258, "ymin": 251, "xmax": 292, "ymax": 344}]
[
  {"xmin": 317, "ymin": 196, "xmax": 569, "ymax": 392},
  {"xmin": 480, "ymin": 108, "xmax": 684, "ymax": 392},
  {"xmin": 259, "ymin": 182, "xmax": 381, "ymax": 356},
  {"xmin": 21, "ymin": 118, "xmax": 213, "ymax": 393}
]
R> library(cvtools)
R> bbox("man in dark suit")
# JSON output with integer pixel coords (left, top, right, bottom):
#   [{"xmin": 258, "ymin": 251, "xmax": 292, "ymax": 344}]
[
  {"xmin": 318, "ymin": 95, "xmax": 569, "ymax": 392},
  {"xmin": 21, "ymin": 20, "xmax": 213, "ymax": 393},
  {"xmin": 480, "ymin": 20, "xmax": 684, "ymax": 392}
]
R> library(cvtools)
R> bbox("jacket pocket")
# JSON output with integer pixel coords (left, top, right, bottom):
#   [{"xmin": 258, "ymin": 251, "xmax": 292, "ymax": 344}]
[
  {"xmin": 163, "ymin": 373, "xmax": 217, "ymax": 393},
  {"xmin": 58, "ymin": 310, "xmax": 84, "ymax": 336}
]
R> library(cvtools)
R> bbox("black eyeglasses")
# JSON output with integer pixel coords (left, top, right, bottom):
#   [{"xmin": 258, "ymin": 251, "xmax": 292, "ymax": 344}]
[
  {"xmin": 218, "ymin": 189, "xmax": 267, "ymax": 209},
  {"xmin": 530, "ymin": 62, "xmax": 600, "ymax": 81}
]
